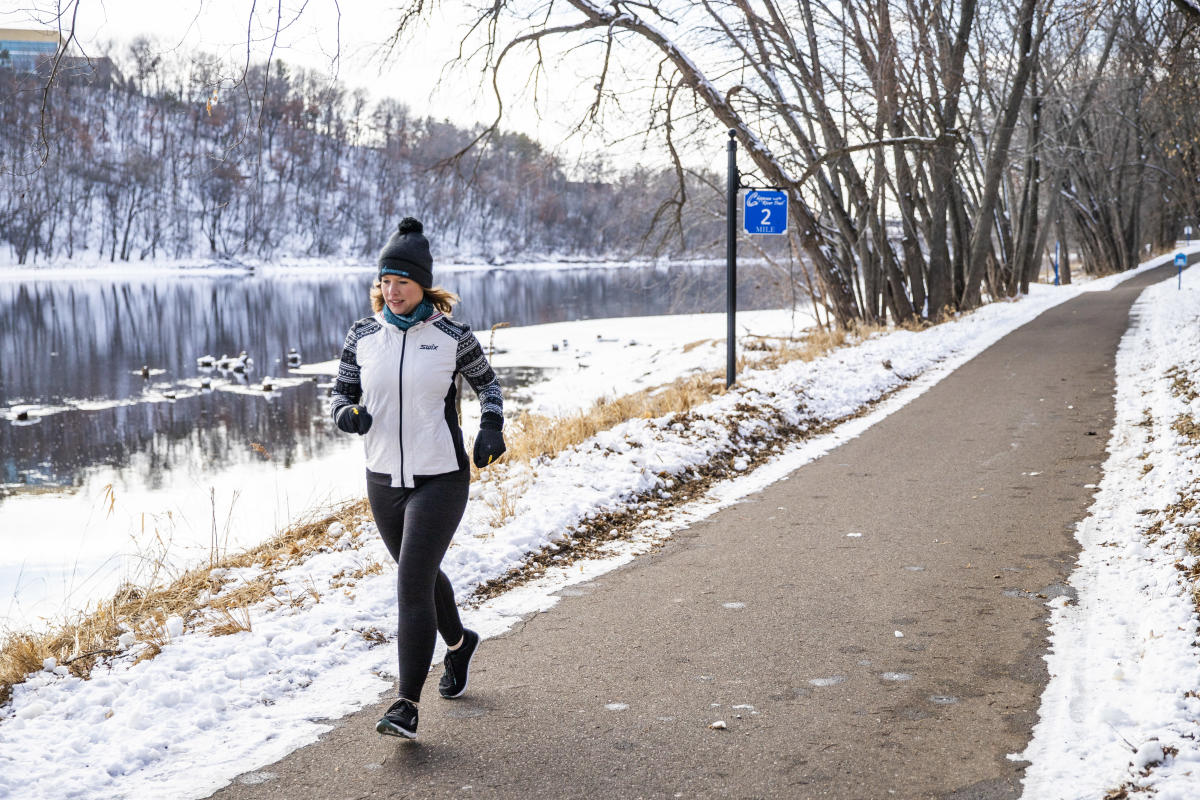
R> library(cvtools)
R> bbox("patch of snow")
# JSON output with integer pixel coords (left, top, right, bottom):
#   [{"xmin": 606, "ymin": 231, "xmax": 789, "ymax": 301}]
[{"xmin": 1016, "ymin": 262, "xmax": 1200, "ymax": 798}]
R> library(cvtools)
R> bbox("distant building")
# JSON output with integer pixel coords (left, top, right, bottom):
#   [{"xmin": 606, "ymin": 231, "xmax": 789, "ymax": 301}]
[{"xmin": 0, "ymin": 28, "xmax": 62, "ymax": 73}]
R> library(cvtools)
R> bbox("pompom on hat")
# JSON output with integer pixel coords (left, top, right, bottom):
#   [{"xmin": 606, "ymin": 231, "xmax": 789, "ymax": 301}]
[{"xmin": 378, "ymin": 217, "xmax": 433, "ymax": 288}]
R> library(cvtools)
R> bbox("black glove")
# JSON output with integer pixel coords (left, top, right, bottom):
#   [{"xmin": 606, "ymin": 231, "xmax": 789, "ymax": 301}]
[
  {"xmin": 473, "ymin": 428, "xmax": 506, "ymax": 468},
  {"xmin": 336, "ymin": 405, "xmax": 373, "ymax": 435}
]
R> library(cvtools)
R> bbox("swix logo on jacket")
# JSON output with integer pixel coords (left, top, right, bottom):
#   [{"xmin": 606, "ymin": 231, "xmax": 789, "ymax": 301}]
[{"xmin": 329, "ymin": 311, "xmax": 503, "ymax": 488}]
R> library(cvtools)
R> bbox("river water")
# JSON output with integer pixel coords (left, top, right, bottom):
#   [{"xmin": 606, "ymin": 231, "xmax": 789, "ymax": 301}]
[{"xmin": 0, "ymin": 260, "xmax": 793, "ymax": 626}]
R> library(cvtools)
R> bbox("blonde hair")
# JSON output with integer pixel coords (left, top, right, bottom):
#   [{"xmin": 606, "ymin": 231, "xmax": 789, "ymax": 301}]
[{"xmin": 370, "ymin": 281, "xmax": 459, "ymax": 315}]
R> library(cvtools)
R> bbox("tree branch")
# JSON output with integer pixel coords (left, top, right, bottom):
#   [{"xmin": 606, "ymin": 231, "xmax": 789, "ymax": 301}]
[
  {"xmin": 35, "ymin": 0, "xmax": 83, "ymax": 170},
  {"xmin": 1170, "ymin": 0, "xmax": 1200, "ymax": 25}
]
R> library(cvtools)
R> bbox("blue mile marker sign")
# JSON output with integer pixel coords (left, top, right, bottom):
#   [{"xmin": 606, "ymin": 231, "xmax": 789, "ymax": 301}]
[
  {"xmin": 743, "ymin": 190, "xmax": 788, "ymax": 235},
  {"xmin": 1177, "ymin": 252, "xmax": 1187, "ymax": 289}
]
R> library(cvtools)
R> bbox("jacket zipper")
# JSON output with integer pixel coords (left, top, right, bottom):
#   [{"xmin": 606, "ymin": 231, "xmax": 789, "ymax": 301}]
[{"xmin": 398, "ymin": 328, "xmax": 407, "ymax": 486}]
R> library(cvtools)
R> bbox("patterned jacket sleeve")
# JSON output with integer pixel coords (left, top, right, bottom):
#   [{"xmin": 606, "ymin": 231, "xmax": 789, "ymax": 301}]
[
  {"xmin": 328, "ymin": 322, "xmax": 364, "ymax": 425},
  {"xmin": 456, "ymin": 329, "xmax": 504, "ymax": 430}
]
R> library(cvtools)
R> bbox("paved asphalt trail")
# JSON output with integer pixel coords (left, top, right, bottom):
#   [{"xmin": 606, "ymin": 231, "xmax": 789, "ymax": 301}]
[{"xmin": 211, "ymin": 264, "xmax": 1177, "ymax": 800}]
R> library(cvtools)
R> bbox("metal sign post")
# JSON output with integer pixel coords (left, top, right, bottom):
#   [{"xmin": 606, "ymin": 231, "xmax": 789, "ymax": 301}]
[
  {"xmin": 726, "ymin": 132, "xmax": 790, "ymax": 387},
  {"xmin": 1176, "ymin": 252, "xmax": 1187, "ymax": 289},
  {"xmin": 727, "ymin": 131, "xmax": 738, "ymax": 389}
]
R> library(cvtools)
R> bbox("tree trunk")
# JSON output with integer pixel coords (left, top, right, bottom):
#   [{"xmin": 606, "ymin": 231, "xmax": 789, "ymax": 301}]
[
  {"xmin": 960, "ymin": 0, "xmax": 1039, "ymax": 308},
  {"xmin": 925, "ymin": 0, "xmax": 977, "ymax": 319}
]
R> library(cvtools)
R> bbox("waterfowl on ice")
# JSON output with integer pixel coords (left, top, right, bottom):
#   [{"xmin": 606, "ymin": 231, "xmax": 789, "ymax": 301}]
[{"xmin": 228, "ymin": 352, "xmax": 253, "ymax": 374}]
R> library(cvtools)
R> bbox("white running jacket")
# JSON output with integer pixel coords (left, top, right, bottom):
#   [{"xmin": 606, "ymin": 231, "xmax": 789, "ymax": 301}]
[{"xmin": 329, "ymin": 311, "xmax": 503, "ymax": 488}]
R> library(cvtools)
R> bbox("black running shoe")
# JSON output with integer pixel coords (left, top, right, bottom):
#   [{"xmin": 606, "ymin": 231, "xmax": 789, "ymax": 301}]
[
  {"xmin": 376, "ymin": 698, "xmax": 418, "ymax": 739},
  {"xmin": 438, "ymin": 629, "xmax": 479, "ymax": 698}
]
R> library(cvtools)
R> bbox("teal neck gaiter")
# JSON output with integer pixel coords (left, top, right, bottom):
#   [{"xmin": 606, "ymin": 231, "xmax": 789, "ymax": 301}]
[{"xmin": 383, "ymin": 298, "xmax": 435, "ymax": 331}]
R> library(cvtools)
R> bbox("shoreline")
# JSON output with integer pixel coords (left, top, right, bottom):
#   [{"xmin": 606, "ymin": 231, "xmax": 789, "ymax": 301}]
[{"xmin": 0, "ymin": 255, "xmax": 761, "ymax": 281}]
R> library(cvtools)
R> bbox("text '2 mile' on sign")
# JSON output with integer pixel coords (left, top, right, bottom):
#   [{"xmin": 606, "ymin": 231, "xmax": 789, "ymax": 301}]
[{"xmin": 743, "ymin": 190, "xmax": 788, "ymax": 235}]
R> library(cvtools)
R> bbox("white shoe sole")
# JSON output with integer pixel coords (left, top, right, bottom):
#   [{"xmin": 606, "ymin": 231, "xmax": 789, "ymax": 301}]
[{"xmin": 376, "ymin": 718, "xmax": 417, "ymax": 739}]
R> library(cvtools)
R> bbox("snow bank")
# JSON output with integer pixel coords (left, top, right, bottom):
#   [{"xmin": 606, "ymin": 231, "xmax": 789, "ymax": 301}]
[{"xmin": 1016, "ymin": 260, "xmax": 1200, "ymax": 799}]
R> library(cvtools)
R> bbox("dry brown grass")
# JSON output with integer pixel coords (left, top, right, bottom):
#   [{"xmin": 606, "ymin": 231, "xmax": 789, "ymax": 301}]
[
  {"xmin": 1138, "ymin": 475, "xmax": 1200, "ymax": 612},
  {"xmin": 1172, "ymin": 413, "xmax": 1200, "ymax": 443},
  {"xmin": 329, "ymin": 561, "xmax": 384, "ymax": 590},
  {"xmin": 1189, "ymin": 523, "xmax": 1200, "ymax": 612},
  {"xmin": 480, "ymin": 481, "xmax": 523, "ymax": 527},
  {"xmin": 491, "ymin": 322, "xmax": 894, "ymax": 471},
  {"xmin": 1166, "ymin": 365, "xmax": 1199, "ymax": 402},
  {"xmin": 211, "ymin": 606, "xmax": 254, "ymax": 637},
  {"xmin": 502, "ymin": 371, "xmax": 724, "ymax": 465},
  {"xmin": 0, "ymin": 498, "xmax": 370, "ymax": 707}
]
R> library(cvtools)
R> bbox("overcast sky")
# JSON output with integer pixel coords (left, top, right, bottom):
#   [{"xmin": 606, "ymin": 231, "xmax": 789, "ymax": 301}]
[
  {"xmin": 0, "ymin": 1, "xmax": 545, "ymax": 136},
  {"xmin": 1, "ymin": 1, "xmax": 719, "ymax": 174}
]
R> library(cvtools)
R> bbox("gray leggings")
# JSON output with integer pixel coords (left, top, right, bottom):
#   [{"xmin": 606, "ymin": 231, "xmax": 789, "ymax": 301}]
[{"xmin": 366, "ymin": 470, "xmax": 468, "ymax": 702}]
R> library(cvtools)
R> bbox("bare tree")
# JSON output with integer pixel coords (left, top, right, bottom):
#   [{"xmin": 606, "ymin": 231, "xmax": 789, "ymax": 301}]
[
  {"xmin": 386, "ymin": 1, "xmax": 1116, "ymax": 325},
  {"xmin": 379, "ymin": 0, "xmax": 1200, "ymax": 327}
]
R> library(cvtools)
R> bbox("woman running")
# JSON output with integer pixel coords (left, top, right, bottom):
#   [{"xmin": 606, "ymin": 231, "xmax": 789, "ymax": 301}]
[{"xmin": 330, "ymin": 216, "xmax": 506, "ymax": 739}]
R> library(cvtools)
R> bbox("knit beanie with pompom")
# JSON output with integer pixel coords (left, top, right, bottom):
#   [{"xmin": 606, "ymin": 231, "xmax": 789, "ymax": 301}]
[{"xmin": 378, "ymin": 217, "xmax": 433, "ymax": 288}]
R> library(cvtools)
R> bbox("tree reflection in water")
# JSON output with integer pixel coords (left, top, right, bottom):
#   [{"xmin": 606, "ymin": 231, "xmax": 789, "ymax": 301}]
[{"xmin": 0, "ymin": 261, "xmax": 787, "ymax": 498}]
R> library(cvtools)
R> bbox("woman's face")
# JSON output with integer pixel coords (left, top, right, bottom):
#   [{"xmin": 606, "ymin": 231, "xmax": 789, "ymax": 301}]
[{"xmin": 380, "ymin": 274, "xmax": 424, "ymax": 316}]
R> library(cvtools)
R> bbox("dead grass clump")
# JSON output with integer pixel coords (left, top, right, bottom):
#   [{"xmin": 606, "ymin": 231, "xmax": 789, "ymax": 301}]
[
  {"xmin": 205, "ymin": 573, "xmax": 279, "ymax": 637},
  {"xmin": 221, "ymin": 498, "xmax": 370, "ymax": 573},
  {"xmin": 0, "ymin": 634, "xmax": 46, "ymax": 706},
  {"xmin": 480, "ymin": 481, "xmax": 524, "ymax": 527},
  {"xmin": 1166, "ymin": 365, "xmax": 1199, "ymax": 402},
  {"xmin": 211, "ymin": 606, "xmax": 253, "ymax": 637},
  {"xmin": 1, "ymin": 563, "xmax": 219, "ymax": 703},
  {"xmin": 1173, "ymin": 484, "xmax": 1200, "ymax": 610},
  {"xmin": 1140, "ymin": 479, "xmax": 1200, "ymax": 611},
  {"xmin": 501, "ymin": 371, "xmax": 727, "ymax": 466},
  {"xmin": 749, "ymin": 327, "xmax": 850, "ymax": 368},
  {"xmin": 1171, "ymin": 413, "xmax": 1200, "ymax": 443},
  {"xmin": 744, "ymin": 319, "xmax": 918, "ymax": 372},
  {"xmin": 1190, "ymin": 542, "xmax": 1200, "ymax": 612},
  {"xmin": 359, "ymin": 626, "xmax": 387, "ymax": 646},
  {"xmin": 329, "ymin": 561, "xmax": 384, "ymax": 590},
  {"xmin": 1, "ymin": 498, "xmax": 371, "ymax": 710}
]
